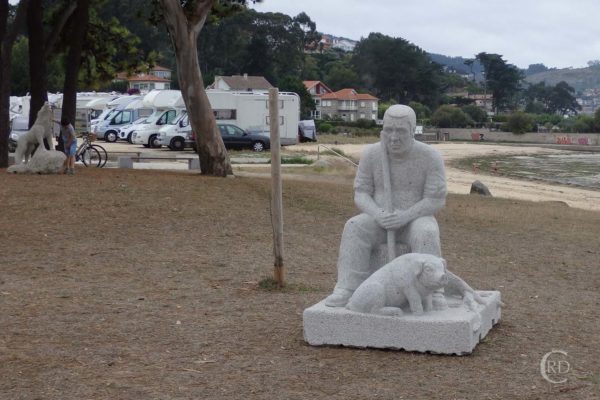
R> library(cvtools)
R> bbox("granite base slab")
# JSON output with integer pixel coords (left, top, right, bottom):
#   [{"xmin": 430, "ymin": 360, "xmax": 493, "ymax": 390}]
[{"xmin": 303, "ymin": 291, "xmax": 501, "ymax": 355}]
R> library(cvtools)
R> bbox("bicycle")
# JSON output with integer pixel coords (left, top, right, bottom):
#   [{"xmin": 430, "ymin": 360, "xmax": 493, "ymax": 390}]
[{"xmin": 75, "ymin": 132, "xmax": 108, "ymax": 168}]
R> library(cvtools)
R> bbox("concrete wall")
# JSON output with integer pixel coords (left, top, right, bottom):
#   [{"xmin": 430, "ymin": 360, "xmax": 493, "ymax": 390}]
[{"xmin": 439, "ymin": 128, "xmax": 600, "ymax": 146}]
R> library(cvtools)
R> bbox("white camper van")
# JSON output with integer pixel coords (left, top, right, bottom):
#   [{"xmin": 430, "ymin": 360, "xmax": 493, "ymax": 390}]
[
  {"xmin": 156, "ymin": 111, "xmax": 192, "ymax": 150},
  {"xmin": 92, "ymin": 97, "xmax": 154, "ymax": 142},
  {"xmin": 206, "ymin": 90, "xmax": 300, "ymax": 145},
  {"xmin": 131, "ymin": 90, "xmax": 185, "ymax": 148}
]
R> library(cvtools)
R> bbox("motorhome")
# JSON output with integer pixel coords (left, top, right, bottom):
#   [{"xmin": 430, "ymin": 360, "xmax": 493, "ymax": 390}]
[
  {"xmin": 156, "ymin": 111, "xmax": 192, "ymax": 150},
  {"xmin": 90, "ymin": 95, "xmax": 141, "ymax": 126},
  {"xmin": 206, "ymin": 90, "xmax": 300, "ymax": 145},
  {"xmin": 131, "ymin": 90, "xmax": 185, "ymax": 148},
  {"xmin": 92, "ymin": 97, "xmax": 154, "ymax": 142}
]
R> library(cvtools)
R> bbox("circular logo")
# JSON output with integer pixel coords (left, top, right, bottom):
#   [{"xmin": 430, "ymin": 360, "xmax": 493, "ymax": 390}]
[{"xmin": 540, "ymin": 350, "xmax": 571, "ymax": 384}]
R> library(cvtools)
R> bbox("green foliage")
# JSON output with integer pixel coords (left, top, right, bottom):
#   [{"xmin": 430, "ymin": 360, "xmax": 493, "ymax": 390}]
[
  {"xmin": 281, "ymin": 155, "xmax": 313, "ymax": 164},
  {"xmin": 278, "ymin": 76, "xmax": 315, "ymax": 120},
  {"xmin": 476, "ymin": 52, "xmax": 523, "ymax": 111},
  {"xmin": 532, "ymin": 113, "xmax": 562, "ymax": 126},
  {"xmin": 316, "ymin": 121, "xmax": 333, "ymax": 133},
  {"xmin": 460, "ymin": 104, "xmax": 488, "ymax": 124},
  {"xmin": 431, "ymin": 105, "xmax": 473, "ymax": 128},
  {"xmin": 378, "ymin": 102, "xmax": 392, "ymax": 119},
  {"xmin": 523, "ymin": 81, "xmax": 580, "ymax": 115},
  {"xmin": 198, "ymin": 9, "xmax": 318, "ymax": 85},
  {"xmin": 570, "ymin": 115, "xmax": 595, "ymax": 133},
  {"xmin": 408, "ymin": 101, "xmax": 431, "ymax": 122},
  {"xmin": 352, "ymin": 33, "xmax": 444, "ymax": 107},
  {"xmin": 77, "ymin": 15, "xmax": 148, "ymax": 90},
  {"xmin": 325, "ymin": 63, "xmax": 360, "ymax": 91},
  {"xmin": 506, "ymin": 112, "xmax": 534, "ymax": 134},
  {"xmin": 10, "ymin": 37, "xmax": 65, "ymax": 95}
]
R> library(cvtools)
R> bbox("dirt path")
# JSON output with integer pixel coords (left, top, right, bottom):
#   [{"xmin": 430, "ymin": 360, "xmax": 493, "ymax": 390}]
[{"xmin": 289, "ymin": 142, "xmax": 600, "ymax": 211}]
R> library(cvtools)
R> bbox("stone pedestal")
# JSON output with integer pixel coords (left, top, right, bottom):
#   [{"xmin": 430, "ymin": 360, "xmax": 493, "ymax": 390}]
[{"xmin": 303, "ymin": 291, "xmax": 501, "ymax": 355}]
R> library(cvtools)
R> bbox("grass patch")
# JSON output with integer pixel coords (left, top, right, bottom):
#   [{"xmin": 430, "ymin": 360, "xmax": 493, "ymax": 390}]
[
  {"xmin": 266, "ymin": 155, "xmax": 314, "ymax": 165},
  {"xmin": 316, "ymin": 134, "xmax": 379, "ymax": 145}
]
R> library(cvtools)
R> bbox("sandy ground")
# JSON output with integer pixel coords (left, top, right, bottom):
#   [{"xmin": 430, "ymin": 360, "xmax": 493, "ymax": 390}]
[
  {"xmin": 1, "ymin": 168, "xmax": 599, "ymax": 399},
  {"xmin": 290, "ymin": 142, "xmax": 600, "ymax": 212}
]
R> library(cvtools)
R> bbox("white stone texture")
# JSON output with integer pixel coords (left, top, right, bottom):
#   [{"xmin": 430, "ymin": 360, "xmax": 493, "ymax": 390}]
[
  {"xmin": 7, "ymin": 150, "xmax": 65, "ymax": 174},
  {"xmin": 118, "ymin": 156, "xmax": 134, "ymax": 169},
  {"xmin": 304, "ymin": 291, "xmax": 501, "ymax": 355},
  {"xmin": 309, "ymin": 105, "xmax": 502, "ymax": 354},
  {"xmin": 346, "ymin": 254, "xmax": 449, "ymax": 316},
  {"xmin": 13, "ymin": 102, "xmax": 54, "ymax": 165}
]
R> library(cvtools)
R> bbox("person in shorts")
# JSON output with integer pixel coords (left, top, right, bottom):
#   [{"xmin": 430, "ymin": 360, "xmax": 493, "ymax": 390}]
[{"xmin": 59, "ymin": 117, "xmax": 77, "ymax": 174}]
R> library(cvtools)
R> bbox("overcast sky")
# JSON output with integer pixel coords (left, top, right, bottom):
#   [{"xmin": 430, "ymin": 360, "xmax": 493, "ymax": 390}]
[{"xmin": 251, "ymin": 0, "xmax": 600, "ymax": 70}]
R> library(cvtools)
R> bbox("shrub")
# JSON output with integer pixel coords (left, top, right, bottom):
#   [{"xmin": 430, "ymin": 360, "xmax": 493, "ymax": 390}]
[
  {"xmin": 431, "ymin": 105, "xmax": 474, "ymax": 128},
  {"xmin": 318, "ymin": 122, "xmax": 332, "ymax": 133},
  {"xmin": 506, "ymin": 112, "xmax": 534, "ymax": 134},
  {"xmin": 461, "ymin": 104, "xmax": 488, "ymax": 124}
]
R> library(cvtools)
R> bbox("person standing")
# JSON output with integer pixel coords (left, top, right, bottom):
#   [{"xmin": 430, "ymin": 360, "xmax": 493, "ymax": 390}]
[{"xmin": 58, "ymin": 117, "xmax": 77, "ymax": 174}]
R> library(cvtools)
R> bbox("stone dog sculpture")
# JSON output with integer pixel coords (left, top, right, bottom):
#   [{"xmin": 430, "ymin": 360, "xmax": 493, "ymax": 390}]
[
  {"xmin": 346, "ymin": 253, "xmax": 486, "ymax": 316},
  {"xmin": 346, "ymin": 253, "xmax": 448, "ymax": 316},
  {"xmin": 14, "ymin": 102, "xmax": 54, "ymax": 165}
]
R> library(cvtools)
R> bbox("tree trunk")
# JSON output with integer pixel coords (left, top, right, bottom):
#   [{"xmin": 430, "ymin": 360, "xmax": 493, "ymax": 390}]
[
  {"xmin": 0, "ymin": 0, "xmax": 28, "ymax": 168},
  {"xmin": 159, "ymin": 0, "xmax": 232, "ymax": 176},
  {"xmin": 61, "ymin": 0, "xmax": 90, "ymax": 126},
  {"xmin": 27, "ymin": 0, "xmax": 47, "ymax": 128}
]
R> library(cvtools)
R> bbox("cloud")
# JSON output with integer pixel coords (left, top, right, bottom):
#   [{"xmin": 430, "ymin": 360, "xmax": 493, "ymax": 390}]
[{"xmin": 252, "ymin": 0, "xmax": 600, "ymax": 69}]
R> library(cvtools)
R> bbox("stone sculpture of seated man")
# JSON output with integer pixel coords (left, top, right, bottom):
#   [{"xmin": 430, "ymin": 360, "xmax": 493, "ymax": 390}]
[{"xmin": 325, "ymin": 104, "xmax": 447, "ymax": 308}]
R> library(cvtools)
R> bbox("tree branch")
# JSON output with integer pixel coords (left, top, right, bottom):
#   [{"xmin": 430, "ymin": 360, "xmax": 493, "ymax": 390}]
[
  {"xmin": 43, "ymin": 0, "xmax": 77, "ymax": 59},
  {"xmin": 188, "ymin": 0, "xmax": 213, "ymax": 34}
]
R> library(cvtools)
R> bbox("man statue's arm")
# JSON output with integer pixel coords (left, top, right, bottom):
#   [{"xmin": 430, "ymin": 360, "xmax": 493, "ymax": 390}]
[{"xmin": 378, "ymin": 152, "xmax": 447, "ymax": 230}]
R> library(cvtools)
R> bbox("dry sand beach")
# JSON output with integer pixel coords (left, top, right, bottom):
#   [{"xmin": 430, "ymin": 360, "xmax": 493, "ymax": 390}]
[{"xmin": 290, "ymin": 142, "xmax": 600, "ymax": 212}]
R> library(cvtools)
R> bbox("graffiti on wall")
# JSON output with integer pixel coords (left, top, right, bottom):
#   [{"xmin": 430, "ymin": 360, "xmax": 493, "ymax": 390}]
[{"xmin": 556, "ymin": 136, "xmax": 590, "ymax": 145}]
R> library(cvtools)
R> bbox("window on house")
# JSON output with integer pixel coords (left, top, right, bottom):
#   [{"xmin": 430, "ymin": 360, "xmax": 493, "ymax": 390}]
[
  {"xmin": 315, "ymin": 99, "xmax": 321, "ymax": 106},
  {"xmin": 361, "ymin": 101, "xmax": 365, "ymax": 107},
  {"xmin": 360, "ymin": 113, "xmax": 365, "ymax": 119},
  {"xmin": 372, "ymin": 102, "xmax": 377, "ymax": 110},
  {"xmin": 350, "ymin": 113, "xmax": 355, "ymax": 121}
]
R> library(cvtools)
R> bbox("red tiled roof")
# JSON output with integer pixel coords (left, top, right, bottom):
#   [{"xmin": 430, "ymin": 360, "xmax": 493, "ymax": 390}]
[
  {"xmin": 126, "ymin": 74, "xmax": 170, "ymax": 83},
  {"xmin": 303, "ymin": 80, "xmax": 333, "ymax": 94},
  {"xmin": 320, "ymin": 88, "xmax": 378, "ymax": 101},
  {"xmin": 151, "ymin": 65, "xmax": 171, "ymax": 72}
]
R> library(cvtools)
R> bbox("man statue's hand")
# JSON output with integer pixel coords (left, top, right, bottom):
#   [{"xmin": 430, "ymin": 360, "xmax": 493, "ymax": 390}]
[{"xmin": 375, "ymin": 210, "xmax": 408, "ymax": 230}]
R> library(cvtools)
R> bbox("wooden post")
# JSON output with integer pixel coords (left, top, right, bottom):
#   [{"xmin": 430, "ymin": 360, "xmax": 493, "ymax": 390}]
[{"xmin": 269, "ymin": 88, "xmax": 284, "ymax": 286}]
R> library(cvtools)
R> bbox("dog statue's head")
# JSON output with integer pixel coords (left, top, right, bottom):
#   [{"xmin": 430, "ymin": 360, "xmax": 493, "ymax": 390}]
[
  {"xmin": 418, "ymin": 257, "xmax": 448, "ymax": 290},
  {"xmin": 36, "ymin": 101, "xmax": 52, "ymax": 120}
]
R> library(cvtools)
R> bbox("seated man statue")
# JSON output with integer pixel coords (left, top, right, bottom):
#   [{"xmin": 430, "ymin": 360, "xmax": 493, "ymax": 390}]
[{"xmin": 325, "ymin": 104, "xmax": 447, "ymax": 307}]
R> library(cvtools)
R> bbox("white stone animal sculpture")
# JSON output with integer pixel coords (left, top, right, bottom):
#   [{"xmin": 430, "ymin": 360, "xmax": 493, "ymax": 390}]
[
  {"xmin": 14, "ymin": 102, "xmax": 54, "ymax": 165},
  {"xmin": 346, "ymin": 253, "xmax": 450, "ymax": 316}
]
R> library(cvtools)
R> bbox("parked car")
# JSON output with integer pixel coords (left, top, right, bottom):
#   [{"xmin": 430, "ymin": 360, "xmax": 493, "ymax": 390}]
[
  {"xmin": 219, "ymin": 123, "xmax": 270, "ymax": 152},
  {"xmin": 190, "ymin": 124, "xmax": 270, "ymax": 153}
]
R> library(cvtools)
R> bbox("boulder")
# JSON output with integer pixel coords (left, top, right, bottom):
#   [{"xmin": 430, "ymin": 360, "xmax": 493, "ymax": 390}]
[
  {"xmin": 470, "ymin": 180, "xmax": 492, "ymax": 196},
  {"xmin": 7, "ymin": 150, "xmax": 66, "ymax": 174}
]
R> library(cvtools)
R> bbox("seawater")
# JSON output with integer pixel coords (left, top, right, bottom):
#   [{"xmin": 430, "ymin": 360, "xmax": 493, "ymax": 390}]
[{"xmin": 500, "ymin": 153, "xmax": 600, "ymax": 189}]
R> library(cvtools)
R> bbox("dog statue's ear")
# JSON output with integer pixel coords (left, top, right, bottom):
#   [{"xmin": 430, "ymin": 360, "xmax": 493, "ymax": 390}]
[
  {"xmin": 415, "ymin": 262, "xmax": 425, "ymax": 278},
  {"xmin": 441, "ymin": 258, "xmax": 447, "ymax": 270}
]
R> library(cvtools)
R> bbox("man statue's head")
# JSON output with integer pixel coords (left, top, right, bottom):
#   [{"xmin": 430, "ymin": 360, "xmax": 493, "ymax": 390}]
[{"xmin": 381, "ymin": 105, "xmax": 417, "ymax": 157}]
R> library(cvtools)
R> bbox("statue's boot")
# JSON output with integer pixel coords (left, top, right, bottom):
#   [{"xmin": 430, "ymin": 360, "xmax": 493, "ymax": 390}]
[{"xmin": 324, "ymin": 223, "xmax": 373, "ymax": 307}]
